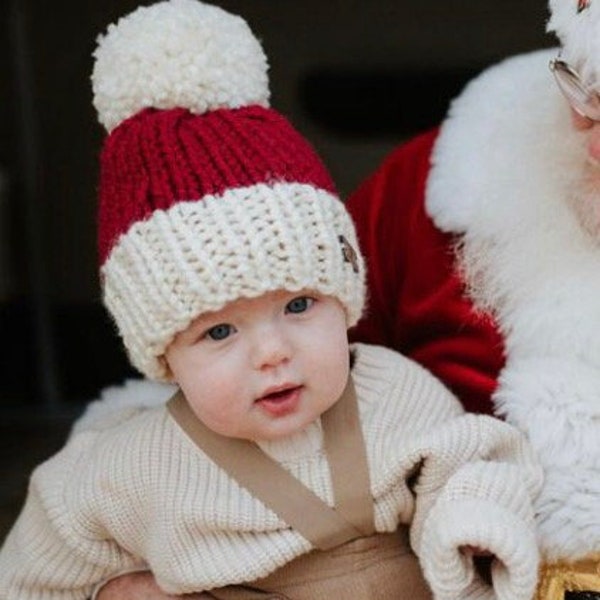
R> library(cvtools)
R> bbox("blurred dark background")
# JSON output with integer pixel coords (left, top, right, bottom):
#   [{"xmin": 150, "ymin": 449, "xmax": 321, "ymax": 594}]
[{"xmin": 0, "ymin": 0, "xmax": 553, "ymax": 539}]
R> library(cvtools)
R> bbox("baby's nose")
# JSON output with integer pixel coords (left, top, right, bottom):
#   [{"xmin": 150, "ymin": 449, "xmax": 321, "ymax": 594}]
[{"xmin": 253, "ymin": 330, "xmax": 292, "ymax": 370}]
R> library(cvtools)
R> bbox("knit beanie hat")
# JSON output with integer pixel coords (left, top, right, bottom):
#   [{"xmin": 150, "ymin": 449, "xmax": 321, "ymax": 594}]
[
  {"xmin": 92, "ymin": 0, "xmax": 365, "ymax": 381},
  {"xmin": 547, "ymin": 0, "xmax": 600, "ymax": 85}
]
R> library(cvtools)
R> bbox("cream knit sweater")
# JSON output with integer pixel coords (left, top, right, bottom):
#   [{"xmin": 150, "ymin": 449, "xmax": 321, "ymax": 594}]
[{"xmin": 0, "ymin": 344, "xmax": 542, "ymax": 599}]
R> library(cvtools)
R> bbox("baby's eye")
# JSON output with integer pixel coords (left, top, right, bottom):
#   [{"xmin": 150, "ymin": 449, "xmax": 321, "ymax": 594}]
[
  {"xmin": 285, "ymin": 296, "xmax": 314, "ymax": 314},
  {"xmin": 205, "ymin": 323, "xmax": 234, "ymax": 341}
]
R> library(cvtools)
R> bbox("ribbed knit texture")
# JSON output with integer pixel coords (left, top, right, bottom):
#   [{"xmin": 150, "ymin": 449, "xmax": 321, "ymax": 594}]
[
  {"xmin": 102, "ymin": 182, "xmax": 364, "ymax": 380},
  {"xmin": 0, "ymin": 344, "xmax": 542, "ymax": 600},
  {"xmin": 91, "ymin": 0, "xmax": 366, "ymax": 380},
  {"xmin": 98, "ymin": 105, "xmax": 337, "ymax": 264}
]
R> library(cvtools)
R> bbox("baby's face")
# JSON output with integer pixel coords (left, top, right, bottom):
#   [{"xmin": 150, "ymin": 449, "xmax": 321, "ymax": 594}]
[{"xmin": 164, "ymin": 290, "xmax": 349, "ymax": 441}]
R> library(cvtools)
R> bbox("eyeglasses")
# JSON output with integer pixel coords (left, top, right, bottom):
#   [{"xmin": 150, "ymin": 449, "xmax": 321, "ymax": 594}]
[{"xmin": 549, "ymin": 57, "xmax": 600, "ymax": 121}]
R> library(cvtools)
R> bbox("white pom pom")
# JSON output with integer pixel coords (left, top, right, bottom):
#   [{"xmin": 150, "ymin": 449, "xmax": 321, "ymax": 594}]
[{"xmin": 91, "ymin": 0, "xmax": 270, "ymax": 132}]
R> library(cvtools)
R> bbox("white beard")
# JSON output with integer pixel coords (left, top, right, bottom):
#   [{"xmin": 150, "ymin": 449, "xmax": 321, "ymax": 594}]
[
  {"xmin": 568, "ymin": 162, "xmax": 600, "ymax": 240},
  {"xmin": 426, "ymin": 49, "xmax": 600, "ymax": 560}
]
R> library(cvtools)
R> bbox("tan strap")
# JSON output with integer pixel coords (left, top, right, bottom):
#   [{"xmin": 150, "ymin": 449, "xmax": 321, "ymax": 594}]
[
  {"xmin": 168, "ymin": 378, "xmax": 370, "ymax": 550},
  {"xmin": 168, "ymin": 378, "xmax": 364, "ymax": 550},
  {"xmin": 321, "ymin": 378, "xmax": 375, "ymax": 537}
]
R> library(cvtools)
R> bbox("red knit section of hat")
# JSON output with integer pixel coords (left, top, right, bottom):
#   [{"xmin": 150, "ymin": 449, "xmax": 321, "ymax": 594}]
[{"xmin": 97, "ymin": 105, "xmax": 337, "ymax": 264}]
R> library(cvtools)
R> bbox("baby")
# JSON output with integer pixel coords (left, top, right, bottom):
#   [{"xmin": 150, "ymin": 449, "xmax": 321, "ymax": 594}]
[{"xmin": 0, "ymin": 1, "xmax": 542, "ymax": 598}]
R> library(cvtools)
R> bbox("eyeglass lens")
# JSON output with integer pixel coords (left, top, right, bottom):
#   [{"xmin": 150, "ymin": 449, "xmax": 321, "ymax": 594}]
[{"xmin": 551, "ymin": 60, "xmax": 600, "ymax": 121}]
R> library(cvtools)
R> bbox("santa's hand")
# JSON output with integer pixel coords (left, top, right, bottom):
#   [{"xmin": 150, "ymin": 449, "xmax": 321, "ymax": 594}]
[
  {"xmin": 95, "ymin": 570, "xmax": 210, "ymax": 599},
  {"xmin": 460, "ymin": 545, "xmax": 493, "ymax": 557}
]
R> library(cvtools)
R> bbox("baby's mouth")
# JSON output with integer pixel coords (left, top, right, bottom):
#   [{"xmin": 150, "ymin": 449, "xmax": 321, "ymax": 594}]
[
  {"xmin": 262, "ymin": 386, "xmax": 295, "ymax": 399},
  {"xmin": 255, "ymin": 385, "xmax": 303, "ymax": 416}
]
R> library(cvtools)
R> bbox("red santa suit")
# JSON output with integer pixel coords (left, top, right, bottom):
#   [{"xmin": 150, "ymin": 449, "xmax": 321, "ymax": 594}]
[
  {"xmin": 347, "ymin": 47, "xmax": 600, "ymax": 594},
  {"xmin": 346, "ymin": 125, "xmax": 504, "ymax": 416}
]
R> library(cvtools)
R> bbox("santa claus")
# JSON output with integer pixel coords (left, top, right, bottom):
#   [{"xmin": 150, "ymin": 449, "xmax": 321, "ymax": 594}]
[{"xmin": 347, "ymin": 0, "xmax": 600, "ymax": 597}]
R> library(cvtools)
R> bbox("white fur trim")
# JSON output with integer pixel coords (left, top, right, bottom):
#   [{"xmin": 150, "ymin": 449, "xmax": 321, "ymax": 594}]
[
  {"xmin": 70, "ymin": 379, "xmax": 175, "ymax": 436},
  {"xmin": 496, "ymin": 357, "xmax": 600, "ymax": 561},
  {"xmin": 92, "ymin": 0, "xmax": 270, "ymax": 132},
  {"xmin": 547, "ymin": 0, "xmax": 600, "ymax": 86},
  {"xmin": 426, "ymin": 49, "xmax": 600, "ymax": 559},
  {"xmin": 102, "ymin": 182, "xmax": 365, "ymax": 381},
  {"xmin": 427, "ymin": 49, "xmax": 580, "ymax": 234}
]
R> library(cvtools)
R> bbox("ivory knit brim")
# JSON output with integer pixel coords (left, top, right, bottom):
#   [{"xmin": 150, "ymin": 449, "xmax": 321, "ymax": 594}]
[{"xmin": 102, "ymin": 182, "xmax": 366, "ymax": 381}]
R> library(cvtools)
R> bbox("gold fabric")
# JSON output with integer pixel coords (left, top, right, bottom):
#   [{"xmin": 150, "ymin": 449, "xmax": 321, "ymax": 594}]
[{"xmin": 536, "ymin": 554, "xmax": 600, "ymax": 599}]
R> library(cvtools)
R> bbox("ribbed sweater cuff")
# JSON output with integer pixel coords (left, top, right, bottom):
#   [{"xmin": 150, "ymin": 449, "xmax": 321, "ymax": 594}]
[{"xmin": 418, "ymin": 499, "xmax": 539, "ymax": 600}]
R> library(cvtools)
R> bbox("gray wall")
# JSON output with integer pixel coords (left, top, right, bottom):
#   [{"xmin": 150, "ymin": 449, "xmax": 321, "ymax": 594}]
[
  {"xmin": 0, "ymin": 0, "xmax": 554, "ymax": 407},
  {"xmin": 2, "ymin": 0, "xmax": 552, "ymax": 304}
]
